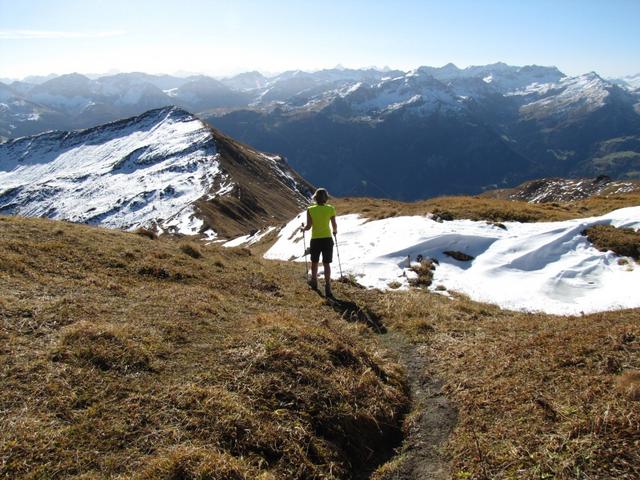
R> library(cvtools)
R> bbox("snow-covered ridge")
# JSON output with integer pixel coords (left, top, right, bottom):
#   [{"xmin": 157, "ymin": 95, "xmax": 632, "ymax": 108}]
[
  {"xmin": 519, "ymin": 73, "xmax": 613, "ymax": 120},
  {"xmin": 609, "ymin": 73, "xmax": 640, "ymax": 91},
  {"xmin": 265, "ymin": 207, "xmax": 640, "ymax": 315},
  {"xmin": 505, "ymin": 177, "xmax": 640, "ymax": 203},
  {"xmin": 0, "ymin": 106, "xmax": 230, "ymax": 233},
  {"xmin": 341, "ymin": 74, "xmax": 465, "ymax": 117}
]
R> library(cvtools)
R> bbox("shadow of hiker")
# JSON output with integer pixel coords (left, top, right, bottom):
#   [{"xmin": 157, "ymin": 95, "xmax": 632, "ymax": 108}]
[{"xmin": 314, "ymin": 289, "xmax": 387, "ymax": 334}]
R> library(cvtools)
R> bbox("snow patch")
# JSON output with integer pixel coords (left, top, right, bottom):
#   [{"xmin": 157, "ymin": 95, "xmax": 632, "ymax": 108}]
[
  {"xmin": 224, "ymin": 226, "xmax": 276, "ymax": 248},
  {"xmin": 265, "ymin": 207, "xmax": 640, "ymax": 315},
  {"xmin": 163, "ymin": 207, "xmax": 204, "ymax": 235}
]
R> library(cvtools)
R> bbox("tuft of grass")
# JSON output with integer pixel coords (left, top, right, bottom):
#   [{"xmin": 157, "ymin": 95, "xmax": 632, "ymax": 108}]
[
  {"xmin": 134, "ymin": 446, "xmax": 253, "ymax": 480},
  {"xmin": 52, "ymin": 322, "xmax": 153, "ymax": 373},
  {"xmin": 408, "ymin": 259, "xmax": 436, "ymax": 288},
  {"xmin": 133, "ymin": 227, "xmax": 158, "ymax": 240},
  {"xmin": 137, "ymin": 262, "xmax": 194, "ymax": 281},
  {"xmin": 443, "ymin": 251, "xmax": 475, "ymax": 262},
  {"xmin": 179, "ymin": 242, "xmax": 203, "ymax": 259},
  {"xmin": 616, "ymin": 370, "xmax": 640, "ymax": 401},
  {"xmin": 583, "ymin": 224, "xmax": 640, "ymax": 261}
]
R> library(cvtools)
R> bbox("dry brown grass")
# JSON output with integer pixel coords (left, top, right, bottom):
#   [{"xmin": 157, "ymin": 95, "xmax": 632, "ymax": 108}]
[
  {"xmin": 134, "ymin": 226, "xmax": 158, "ymax": 240},
  {"xmin": 584, "ymin": 225, "xmax": 640, "ymax": 261},
  {"xmin": 337, "ymin": 284, "xmax": 640, "ymax": 479},
  {"xmin": 0, "ymin": 215, "xmax": 408, "ymax": 479},
  {"xmin": 408, "ymin": 259, "xmax": 436, "ymax": 289},
  {"xmin": 334, "ymin": 191, "xmax": 640, "ymax": 224},
  {"xmin": 179, "ymin": 241, "xmax": 203, "ymax": 259}
]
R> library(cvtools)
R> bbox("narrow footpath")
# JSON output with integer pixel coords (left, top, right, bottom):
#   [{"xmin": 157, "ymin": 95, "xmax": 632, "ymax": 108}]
[
  {"xmin": 321, "ymin": 289, "xmax": 457, "ymax": 479},
  {"xmin": 377, "ymin": 330, "xmax": 457, "ymax": 479}
]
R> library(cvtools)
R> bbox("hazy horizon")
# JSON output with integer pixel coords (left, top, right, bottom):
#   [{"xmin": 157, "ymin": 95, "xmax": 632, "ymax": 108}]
[
  {"xmin": 2, "ymin": 60, "xmax": 639, "ymax": 85},
  {"xmin": 1, "ymin": 0, "xmax": 639, "ymax": 80}
]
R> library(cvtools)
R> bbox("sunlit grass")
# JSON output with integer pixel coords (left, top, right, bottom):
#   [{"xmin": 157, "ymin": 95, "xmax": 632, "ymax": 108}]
[{"xmin": 0, "ymin": 215, "xmax": 408, "ymax": 479}]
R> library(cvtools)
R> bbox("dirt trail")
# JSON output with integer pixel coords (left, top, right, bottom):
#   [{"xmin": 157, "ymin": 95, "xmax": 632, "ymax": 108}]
[
  {"xmin": 321, "ymin": 288, "xmax": 456, "ymax": 479},
  {"xmin": 377, "ymin": 330, "xmax": 457, "ymax": 479}
]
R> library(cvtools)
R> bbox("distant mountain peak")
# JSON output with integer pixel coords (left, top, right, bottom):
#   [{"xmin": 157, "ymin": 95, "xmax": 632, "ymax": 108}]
[
  {"xmin": 580, "ymin": 71, "xmax": 605, "ymax": 81},
  {"xmin": 484, "ymin": 176, "xmax": 640, "ymax": 203},
  {"xmin": 44, "ymin": 72, "xmax": 92, "ymax": 84}
]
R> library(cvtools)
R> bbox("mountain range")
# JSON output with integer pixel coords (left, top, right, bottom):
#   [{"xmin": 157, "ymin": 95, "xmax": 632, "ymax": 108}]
[{"xmin": 2, "ymin": 63, "xmax": 640, "ymax": 199}]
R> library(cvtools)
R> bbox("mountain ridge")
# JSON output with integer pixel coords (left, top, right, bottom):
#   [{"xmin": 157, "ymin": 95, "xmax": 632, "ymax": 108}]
[{"xmin": 0, "ymin": 106, "xmax": 313, "ymax": 238}]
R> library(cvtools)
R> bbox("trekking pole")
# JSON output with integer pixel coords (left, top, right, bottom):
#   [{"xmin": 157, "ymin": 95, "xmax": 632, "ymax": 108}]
[
  {"xmin": 302, "ymin": 226, "xmax": 309, "ymax": 280},
  {"xmin": 334, "ymin": 232, "xmax": 343, "ymax": 279}
]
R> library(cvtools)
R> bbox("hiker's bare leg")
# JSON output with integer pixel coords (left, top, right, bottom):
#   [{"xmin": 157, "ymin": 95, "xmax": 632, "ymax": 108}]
[
  {"xmin": 310, "ymin": 262, "xmax": 319, "ymax": 288},
  {"xmin": 323, "ymin": 263, "xmax": 331, "ymax": 283},
  {"xmin": 323, "ymin": 263, "xmax": 332, "ymax": 294}
]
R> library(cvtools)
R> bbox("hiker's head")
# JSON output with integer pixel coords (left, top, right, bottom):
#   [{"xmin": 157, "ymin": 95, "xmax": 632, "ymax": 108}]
[{"xmin": 313, "ymin": 188, "xmax": 329, "ymax": 205}]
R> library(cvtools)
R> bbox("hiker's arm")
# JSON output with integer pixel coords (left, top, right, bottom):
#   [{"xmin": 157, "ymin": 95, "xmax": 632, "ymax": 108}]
[
  {"xmin": 303, "ymin": 211, "xmax": 312, "ymax": 231},
  {"xmin": 331, "ymin": 216, "xmax": 337, "ymax": 235}
]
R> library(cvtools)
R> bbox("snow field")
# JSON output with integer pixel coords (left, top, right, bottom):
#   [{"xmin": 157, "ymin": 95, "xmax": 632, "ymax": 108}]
[{"xmin": 265, "ymin": 207, "xmax": 640, "ymax": 315}]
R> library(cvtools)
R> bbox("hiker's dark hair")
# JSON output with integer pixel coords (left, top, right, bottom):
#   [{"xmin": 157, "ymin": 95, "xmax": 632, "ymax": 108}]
[{"xmin": 313, "ymin": 188, "xmax": 329, "ymax": 204}]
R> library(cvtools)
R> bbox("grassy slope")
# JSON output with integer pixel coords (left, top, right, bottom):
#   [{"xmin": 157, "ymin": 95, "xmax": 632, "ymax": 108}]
[
  {"xmin": 0, "ymin": 216, "xmax": 408, "ymax": 479},
  {"xmin": 585, "ymin": 225, "xmax": 640, "ymax": 261},
  {"xmin": 334, "ymin": 191, "xmax": 640, "ymax": 223}
]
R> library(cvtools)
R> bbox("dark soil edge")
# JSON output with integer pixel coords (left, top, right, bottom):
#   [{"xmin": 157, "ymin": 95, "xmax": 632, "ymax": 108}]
[{"xmin": 374, "ymin": 330, "xmax": 457, "ymax": 480}]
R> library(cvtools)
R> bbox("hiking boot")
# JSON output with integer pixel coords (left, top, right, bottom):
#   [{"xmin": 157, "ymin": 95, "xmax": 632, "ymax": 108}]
[
  {"xmin": 324, "ymin": 285, "xmax": 333, "ymax": 298},
  {"xmin": 308, "ymin": 278, "xmax": 318, "ymax": 290}
]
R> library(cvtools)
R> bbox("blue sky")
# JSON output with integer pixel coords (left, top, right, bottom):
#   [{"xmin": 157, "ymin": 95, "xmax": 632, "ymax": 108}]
[{"xmin": 1, "ymin": 0, "xmax": 639, "ymax": 79}]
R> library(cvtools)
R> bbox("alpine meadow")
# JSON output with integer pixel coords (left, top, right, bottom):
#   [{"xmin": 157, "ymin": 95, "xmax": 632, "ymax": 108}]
[{"xmin": 1, "ymin": 1, "xmax": 639, "ymax": 479}]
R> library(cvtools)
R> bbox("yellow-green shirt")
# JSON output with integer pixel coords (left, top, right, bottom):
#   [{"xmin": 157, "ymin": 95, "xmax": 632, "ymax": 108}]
[{"xmin": 308, "ymin": 204, "xmax": 336, "ymax": 239}]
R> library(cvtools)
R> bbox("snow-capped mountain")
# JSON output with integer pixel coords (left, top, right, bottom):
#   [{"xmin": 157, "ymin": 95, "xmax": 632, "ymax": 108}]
[
  {"xmin": 517, "ymin": 73, "xmax": 619, "ymax": 122},
  {"xmin": 7, "ymin": 80, "xmax": 37, "ymax": 96},
  {"xmin": 248, "ymin": 68, "xmax": 402, "ymax": 108},
  {"xmin": 99, "ymin": 72, "xmax": 191, "ymax": 91},
  {"xmin": 338, "ymin": 72, "xmax": 465, "ymax": 117},
  {"xmin": 0, "ymin": 82, "xmax": 66, "ymax": 139},
  {"xmin": 220, "ymin": 71, "xmax": 269, "ymax": 92},
  {"xmin": 417, "ymin": 62, "xmax": 565, "ymax": 93},
  {"xmin": 28, "ymin": 73, "xmax": 98, "ymax": 115},
  {"xmin": 0, "ymin": 106, "xmax": 312, "ymax": 237},
  {"xmin": 167, "ymin": 76, "xmax": 250, "ymax": 111},
  {"xmin": 610, "ymin": 73, "xmax": 640, "ymax": 91},
  {"xmin": 27, "ymin": 73, "xmax": 177, "ymax": 119},
  {"xmin": 95, "ymin": 74, "xmax": 173, "ymax": 108}
]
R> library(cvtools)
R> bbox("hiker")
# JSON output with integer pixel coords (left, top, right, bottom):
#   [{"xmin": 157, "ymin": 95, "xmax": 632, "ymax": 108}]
[{"xmin": 302, "ymin": 188, "xmax": 337, "ymax": 297}]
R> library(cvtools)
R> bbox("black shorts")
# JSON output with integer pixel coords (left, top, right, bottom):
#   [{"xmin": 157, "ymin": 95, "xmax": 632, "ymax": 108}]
[{"xmin": 310, "ymin": 237, "xmax": 334, "ymax": 263}]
